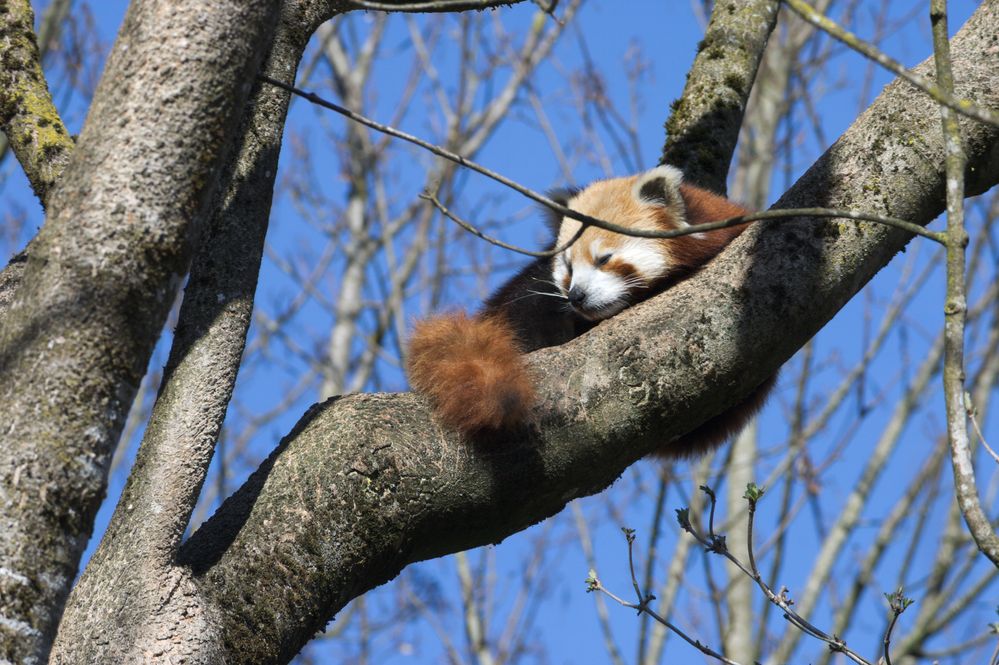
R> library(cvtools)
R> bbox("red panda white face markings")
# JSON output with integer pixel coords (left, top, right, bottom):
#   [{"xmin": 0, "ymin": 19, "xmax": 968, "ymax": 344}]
[
  {"xmin": 560, "ymin": 246, "xmax": 639, "ymax": 321},
  {"xmin": 551, "ymin": 165, "xmax": 693, "ymax": 321}
]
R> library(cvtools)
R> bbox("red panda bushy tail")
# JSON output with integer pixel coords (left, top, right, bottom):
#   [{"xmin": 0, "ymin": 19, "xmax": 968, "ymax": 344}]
[{"xmin": 406, "ymin": 312, "xmax": 535, "ymax": 433}]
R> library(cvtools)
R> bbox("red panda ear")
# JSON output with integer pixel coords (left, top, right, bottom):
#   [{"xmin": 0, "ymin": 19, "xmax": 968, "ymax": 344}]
[
  {"xmin": 541, "ymin": 186, "xmax": 581, "ymax": 236},
  {"xmin": 633, "ymin": 165, "xmax": 684, "ymax": 208}
]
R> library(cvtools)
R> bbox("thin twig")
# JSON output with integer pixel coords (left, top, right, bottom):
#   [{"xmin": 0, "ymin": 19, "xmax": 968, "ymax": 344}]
[
  {"xmin": 623, "ymin": 528, "xmax": 643, "ymax": 606},
  {"xmin": 966, "ymin": 393, "xmax": 999, "ymax": 465},
  {"xmin": 427, "ymin": 189, "xmax": 945, "ymax": 256},
  {"xmin": 783, "ymin": 0, "xmax": 999, "ymax": 128},
  {"xmin": 702, "ymin": 484, "xmax": 718, "ymax": 539},
  {"xmin": 586, "ymin": 534, "xmax": 746, "ymax": 665},
  {"xmin": 931, "ymin": 0, "xmax": 999, "ymax": 567},
  {"xmin": 345, "ymin": 0, "xmax": 520, "ymax": 12},
  {"xmin": 882, "ymin": 589, "xmax": 914, "ymax": 665},
  {"xmin": 258, "ymin": 75, "xmax": 945, "ymax": 248},
  {"xmin": 677, "ymin": 486, "xmax": 874, "ymax": 665},
  {"xmin": 588, "ymin": 579, "xmax": 745, "ymax": 665},
  {"xmin": 572, "ymin": 503, "xmax": 627, "ymax": 665},
  {"xmin": 883, "ymin": 613, "xmax": 900, "ymax": 665},
  {"xmin": 530, "ymin": 0, "xmax": 562, "ymax": 25},
  {"xmin": 420, "ymin": 190, "xmax": 584, "ymax": 257}
]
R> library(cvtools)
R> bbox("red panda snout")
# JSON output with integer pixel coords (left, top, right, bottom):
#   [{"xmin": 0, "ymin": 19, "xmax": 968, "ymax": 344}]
[
  {"xmin": 561, "ymin": 267, "xmax": 633, "ymax": 321},
  {"xmin": 554, "ymin": 239, "xmax": 664, "ymax": 321}
]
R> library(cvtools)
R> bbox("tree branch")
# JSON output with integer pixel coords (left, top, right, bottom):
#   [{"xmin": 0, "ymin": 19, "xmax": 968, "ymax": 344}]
[
  {"xmin": 263, "ymin": 74, "xmax": 945, "ymax": 251},
  {"xmin": 932, "ymin": 0, "xmax": 999, "ymax": 566},
  {"xmin": 345, "ymin": 0, "xmax": 522, "ymax": 12},
  {"xmin": 784, "ymin": 0, "xmax": 999, "ymax": 130},
  {"xmin": 0, "ymin": 0, "xmax": 73, "ymax": 173},
  {"xmin": 661, "ymin": 0, "xmax": 781, "ymax": 192}
]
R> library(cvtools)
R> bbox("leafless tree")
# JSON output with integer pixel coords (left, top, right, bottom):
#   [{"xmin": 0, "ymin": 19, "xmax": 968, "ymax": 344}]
[{"xmin": 1, "ymin": 1, "xmax": 997, "ymax": 664}]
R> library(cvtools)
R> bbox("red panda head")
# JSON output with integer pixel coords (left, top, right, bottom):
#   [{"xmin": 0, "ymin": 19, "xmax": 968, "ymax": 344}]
[{"xmin": 550, "ymin": 165, "xmax": 748, "ymax": 322}]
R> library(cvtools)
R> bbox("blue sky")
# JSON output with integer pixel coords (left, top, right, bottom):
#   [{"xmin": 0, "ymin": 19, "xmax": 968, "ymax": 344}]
[{"xmin": 3, "ymin": 1, "xmax": 995, "ymax": 663}]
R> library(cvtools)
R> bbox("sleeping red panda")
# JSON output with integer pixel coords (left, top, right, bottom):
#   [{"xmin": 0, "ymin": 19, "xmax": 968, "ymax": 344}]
[{"xmin": 406, "ymin": 165, "xmax": 776, "ymax": 458}]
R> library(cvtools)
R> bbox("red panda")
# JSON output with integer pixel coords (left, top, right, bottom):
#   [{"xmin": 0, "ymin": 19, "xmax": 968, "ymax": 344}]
[{"xmin": 406, "ymin": 165, "xmax": 776, "ymax": 458}]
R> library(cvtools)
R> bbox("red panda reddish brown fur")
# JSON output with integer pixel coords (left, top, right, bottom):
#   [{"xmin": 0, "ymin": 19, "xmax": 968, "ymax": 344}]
[{"xmin": 406, "ymin": 165, "xmax": 774, "ymax": 457}]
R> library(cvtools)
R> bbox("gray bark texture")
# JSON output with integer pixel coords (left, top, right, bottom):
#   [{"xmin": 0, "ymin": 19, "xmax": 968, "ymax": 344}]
[
  {"xmin": 47, "ymin": 1, "xmax": 344, "ymax": 663},
  {"xmin": 0, "ymin": 0, "xmax": 281, "ymax": 662},
  {"xmin": 0, "ymin": 0, "xmax": 997, "ymax": 664}
]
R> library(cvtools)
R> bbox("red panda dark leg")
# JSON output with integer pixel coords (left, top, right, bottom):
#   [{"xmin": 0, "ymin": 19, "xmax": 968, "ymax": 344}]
[{"xmin": 656, "ymin": 373, "xmax": 778, "ymax": 459}]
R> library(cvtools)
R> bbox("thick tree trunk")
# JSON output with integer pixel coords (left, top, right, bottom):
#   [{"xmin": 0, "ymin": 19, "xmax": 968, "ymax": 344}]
[
  {"xmin": 0, "ymin": 0, "xmax": 280, "ymax": 661},
  {"xmin": 45, "ymin": 0, "xmax": 333, "ymax": 662}
]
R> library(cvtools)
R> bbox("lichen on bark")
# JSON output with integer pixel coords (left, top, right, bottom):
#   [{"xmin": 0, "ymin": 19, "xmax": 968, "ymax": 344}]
[
  {"xmin": 660, "ymin": 0, "xmax": 780, "ymax": 193},
  {"xmin": 0, "ymin": 0, "xmax": 74, "ymax": 208}
]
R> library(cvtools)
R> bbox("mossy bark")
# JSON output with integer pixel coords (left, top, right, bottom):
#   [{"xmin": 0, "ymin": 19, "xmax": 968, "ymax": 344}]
[
  {"xmin": 0, "ymin": 0, "xmax": 74, "ymax": 208},
  {"xmin": 661, "ymin": 0, "xmax": 780, "ymax": 193}
]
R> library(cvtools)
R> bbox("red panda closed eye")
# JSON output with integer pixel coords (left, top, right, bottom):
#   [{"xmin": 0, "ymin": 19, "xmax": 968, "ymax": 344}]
[{"xmin": 406, "ymin": 165, "xmax": 776, "ymax": 459}]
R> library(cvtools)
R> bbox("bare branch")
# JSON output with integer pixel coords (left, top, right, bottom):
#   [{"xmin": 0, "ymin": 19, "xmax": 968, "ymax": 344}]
[
  {"xmin": 932, "ymin": 0, "xmax": 999, "ymax": 567},
  {"xmin": 968, "ymin": 395, "xmax": 999, "ymax": 465},
  {"xmin": 586, "ymin": 535, "xmax": 745, "ymax": 665},
  {"xmin": 677, "ymin": 486, "xmax": 874, "ymax": 665},
  {"xmin": 261, "ymin": 75, "xmax": 945, "ymax": 248},
  {"xmin": 345, "ymin": 0, "xmax": 522, "ymax": 12},
  {"xmin": 784, "ymin": 0, "xmax": 999, "ymax": 129}
]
